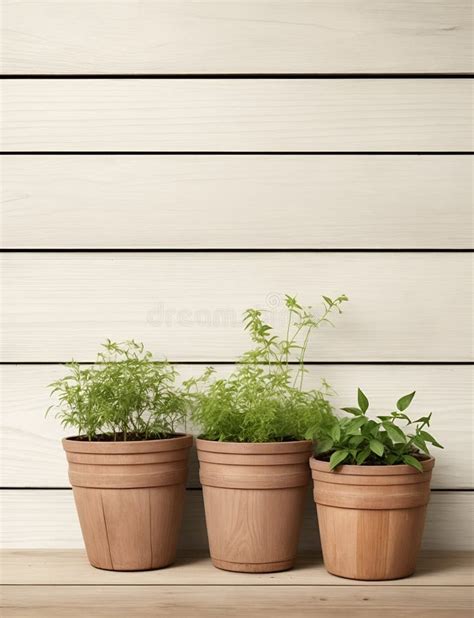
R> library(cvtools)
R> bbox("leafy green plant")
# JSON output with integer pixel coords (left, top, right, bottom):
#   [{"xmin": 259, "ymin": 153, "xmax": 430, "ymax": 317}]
[
  {"xmin": 307, "ymin": 388, "xmax": 443, "ymax": 471},
  {"xmin": 47, "ymin": 340, "xmax": 187, "ymax": 441},
  {"xmin": 186, "ymin": 294, "xmax": 348, "ymax": 442}
]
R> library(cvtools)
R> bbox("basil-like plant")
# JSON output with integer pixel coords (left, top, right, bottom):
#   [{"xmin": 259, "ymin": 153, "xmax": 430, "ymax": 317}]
[
  {"xmin": 307, "ymin": 389, "xmax": 443, "ymax": 471},
  {"xmin": 187, "ymin": 294, "xmax": 348, "ymax": 443},
  {"xmin": 47, "ymin": 340, "xmax": 187, "ymax": 441}
]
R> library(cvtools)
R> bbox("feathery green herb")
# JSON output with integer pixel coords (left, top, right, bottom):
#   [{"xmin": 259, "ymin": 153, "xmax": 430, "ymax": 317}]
[
  {"xmin": 187, "ymin": 294, "xmax": 348, "ymax": 442},
  {"xmin": 47, "ymin": 340, "xmax": 187, "ymax": 441}
]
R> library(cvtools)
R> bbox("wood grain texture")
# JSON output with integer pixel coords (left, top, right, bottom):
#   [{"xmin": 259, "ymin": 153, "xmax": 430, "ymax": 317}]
[
  {"xmin": 312, "ymin": 458, "xmax": 434, "ymax": 580},
  {"xmin": 1, "ymin": 253, "xmax": 471, "ymax": 362},
  {"xmin": 3, "ymin": 549, "xmax": 472, "ymax": 586},
  {"xmin": 2, "ymin": 155, "xmax": 472, "ymax": 249},
  {"xmin": 2, "ymin": 365, "xmax": 471, "ymax": 489},
  {"xmin": 1, "ymin": 1, "xmax": 472, "ymax": 74},
  {"xmin": 63, "ymin": 435, "xmax": 192, "ymax": 570},
  {"xmin": 0, "ymin": 490, "xmax": 472, "ymax": 551},
  {"xmin": 2, "ymin": 80, "xmax": 472, "ymax": 151},
  {"xmin": 2, "ymin": 584, "xmax": 472, "ymax": 617},
  {"xmin": 197, "ymin": 439, "xmax": 312, "ymax": 572}
]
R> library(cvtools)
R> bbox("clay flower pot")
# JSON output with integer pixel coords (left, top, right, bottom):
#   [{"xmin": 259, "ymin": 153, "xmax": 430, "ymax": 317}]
[
  {"xmin": 63, "ymin": 434, "xmax": 193, "ymax": 571},
  {"xmin": 196, "ymin": 438, "xmax": 312, "ymax": 573},
  {"xmin": 310, "ymin": 456, "xmax": 435, "ymax": 580}
]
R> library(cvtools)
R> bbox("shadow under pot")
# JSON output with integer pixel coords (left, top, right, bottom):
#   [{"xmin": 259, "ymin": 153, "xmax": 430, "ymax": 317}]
[
  {"xmin": 310, "ymin": 456, "xmax": 435, "ymax": 581},
  {"xmin": 63, "ymin": 434, "xmax": 193, "ymax": 571},
  {"xmin": 196, "ymin": 438, "xmax": 312, "ymax": 573}
]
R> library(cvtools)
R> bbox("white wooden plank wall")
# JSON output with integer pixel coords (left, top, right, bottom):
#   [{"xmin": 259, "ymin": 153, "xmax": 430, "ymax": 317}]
[
  {"xmin": 0, "ymin": 0, "xmax": 472, "ymax": 550},
  {"xmin": 2, "ymin": 79, "xmax": 472, "ymax": 151},
  {"xmin": 1, "ymin": 1, "xmax": 472, "ymax": 74},
  {"xmin": 1, "ymin": 253, "xmax": 472, "ymax": 362},
  {"xmin": 2, "ymin": 155, "xmax": 472, "ymax": 249}
]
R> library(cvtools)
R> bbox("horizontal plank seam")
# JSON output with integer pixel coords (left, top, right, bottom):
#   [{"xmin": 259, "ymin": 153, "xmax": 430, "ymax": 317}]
[
  {"xmin": 1, "ymin": 362, "xmax": 472, "ymax": 366},
  {"xmin": 1, "ymin": 488, "xmax": 471, "ymax": 492},
  {"xmin": 2, "ymin": 152, "xmax": 473, "ymax": 156},
  {"xmin": 3, "ymin": 583, "xmax": 471, "ymax": 587},
  {"xmin": 1, "ymin": 74, "xmax": 473, "ymax": 79},
  {"xmin": 1, "ymin": 249, "xmax": 472, "ymax": 253}
]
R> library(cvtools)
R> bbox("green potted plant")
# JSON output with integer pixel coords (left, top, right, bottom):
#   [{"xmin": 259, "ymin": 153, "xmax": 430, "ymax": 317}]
[
  {"xmin": 47, "ymin": 340, "xmax": 193, "ymax": 571},
  {"xmin": 307, "ymin": 389, "xmax": 443, "ymax": 580},
  {"xmin": 187, "ymin": 294, "xmax": 348, "ymax": 573}
]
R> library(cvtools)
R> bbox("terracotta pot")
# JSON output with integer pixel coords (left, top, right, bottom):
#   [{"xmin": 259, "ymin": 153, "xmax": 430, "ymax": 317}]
[
  {"xmin": 310, "ymin": 456, "xmax": 435, "ymax": 580},
  {"xmin": 196, "ymin": 438, "xmax": 312, "ymax": 573},
  {"xmin": 63, "ymin": 434, "xmax": 193, "ymax": 571}
]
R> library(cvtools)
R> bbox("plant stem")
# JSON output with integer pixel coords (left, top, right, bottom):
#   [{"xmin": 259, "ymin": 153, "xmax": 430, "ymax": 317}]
[{"xmin": 296, "ymin": 325, "xmax": 313, "ymax": 390}]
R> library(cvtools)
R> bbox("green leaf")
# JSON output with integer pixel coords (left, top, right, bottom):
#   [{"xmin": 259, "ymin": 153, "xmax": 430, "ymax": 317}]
[
  {"xmin": 369, "ymin": 439, "xmax": 384, "ymax": 457},
  {"xmin": 329, "ymin": 423, "xmax": 341, "ymax": 443},
  {"xmin": 356, "ymin": 447, "xmax": 371, "ymax": 465},
  {"xmin": 345, "ymin": 416, "xmax": 367, "ymax": 435},
  {"xmin": 396, "ymin": 391, "xmax": 416, "ymax": 412},
  {"xmin": 341, "ymin": 407, "xmax": 363, "ymax": 416},
  {"xmin": 322, "ymin": 296, "xmax": 333, "ymax": 306},
  {"xmin": 420, "ymin": 430, "xmax": 443, "ymax": 449},
  {"xmin": 314, "ymin": 438, "xmax": 333, "ymax": 455},
  {"xmin": 385, "ymin": 452, "xmax": 398, "ymax": 465},
  {"xmin": 391, "ymin": 411, "xmax": 411, "ymax": 423},
  {"xmin": 412, "ymin": 435, "xmax": 430, "ymax": 455},
  {"xmin": 369, "ymin": 424, "xmax": 380, "ymax": 438},
  {"xmin": 402, "ymin": 454, "xmax": 423, "ymax": 472},
  {"xmin": 349, "ymin": 435, "xmax": 365, "ymax": 447},
  {"xmin": 329, "ymin": 450, "xmax": 349, "ymax": 470},
  {"xmin": 284, "ymin": 295, "xmax": 302, "ymax": 310},
  {"xmin": 382, "ymin": 422, "xmax": 407, "ymax": 444},
  {"xmin": 413, "ymin": 415, "xmax": 431, "ymax": 426},
  {"xmin": 361, "ymin": 421, "xmax": 377, "ymax": 438},
  {"xmin": 357, "ymin": 388, "xmax": 369, "ymax": 414}
]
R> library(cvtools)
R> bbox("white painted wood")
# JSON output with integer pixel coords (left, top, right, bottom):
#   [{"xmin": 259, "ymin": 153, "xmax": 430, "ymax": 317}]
[
  {"xmin": 1, "ymin": 1, "xmax": 472, "ymax": 74},
  {"xmin": 1, "ymin": 365, "xmax": 471, "ymax": 489},
  {"xmin": 2, "ymin": 155, "xmax": 472, "ymax": 249},
  {"xmin": 2, "ymin": 80, "xmax": 471, "ymax": 151},
  {"xmin": 1, "ymin": 253, "xmax": 471, "ymax": 362},
  {"xmin": 0, "ymin": 490, "xmax": 470, "ymax": 550}
]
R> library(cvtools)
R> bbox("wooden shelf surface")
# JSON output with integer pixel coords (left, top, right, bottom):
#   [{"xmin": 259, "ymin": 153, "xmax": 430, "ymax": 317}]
[{"xmin": 1, "ymin": 550, "xmax": 472, "ymax": 617}]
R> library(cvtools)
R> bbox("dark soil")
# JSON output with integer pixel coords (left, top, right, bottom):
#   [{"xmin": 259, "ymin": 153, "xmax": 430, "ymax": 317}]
[
  {"xmin": 197, "ymin": 435, "xmax": 302, "ymax": 442},
  {"xmin": 315, "ymin": 452, "xmax": 427, "ymax": 465},
  {"xmin": 70, "ymin": 432, "xmax": 181, "ymax": 442}
]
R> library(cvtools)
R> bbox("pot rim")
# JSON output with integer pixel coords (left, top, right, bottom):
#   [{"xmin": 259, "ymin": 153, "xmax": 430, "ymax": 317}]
[
  {"xmin": 196, "ymin": 437, "xmax": 312, "ymax": 454},
  {"xmin": 310, "ymin": 455, "xmax": 435, "ymax": 475},
  {"xmin": 62, "ymin": 433, "xmax": 193, "ymax": 454}
]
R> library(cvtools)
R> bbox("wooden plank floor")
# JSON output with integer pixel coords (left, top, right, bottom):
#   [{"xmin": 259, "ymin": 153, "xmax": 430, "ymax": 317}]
[{"xmin": 1, "ymin": 551, "xmax": 472, "ymax": 617}]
